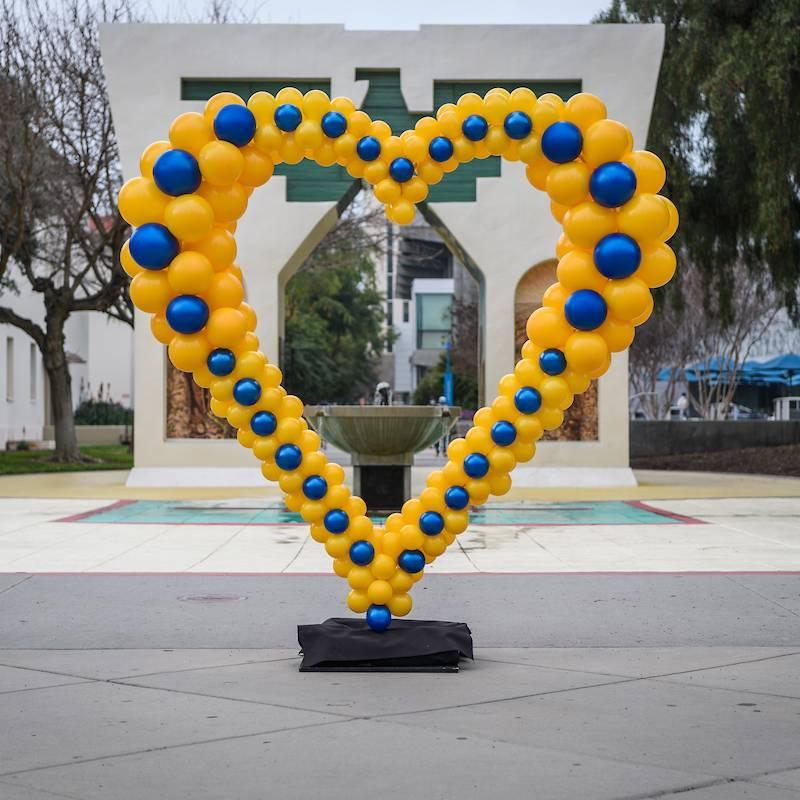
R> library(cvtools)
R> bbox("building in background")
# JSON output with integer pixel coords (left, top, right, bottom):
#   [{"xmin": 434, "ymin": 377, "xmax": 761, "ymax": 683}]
[
  {"xmin": 385, "ymin": 214, "xmax": 479, "ymax": 403},
  {"xmin": 0, "ymin": 263, "xmax": 133, "ymax": 448}
]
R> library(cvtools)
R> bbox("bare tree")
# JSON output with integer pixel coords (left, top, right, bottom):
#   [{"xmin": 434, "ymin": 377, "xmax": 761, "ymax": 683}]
[
  {"xmin": 0, "ymin": 0, "xmax": 133, "ymax": 461},
  {"xmin": 630, "ymin": 260, "xmax": 782, "ymax": 419},
  {"xmin": 682, "ymin": 263, "xmax": 781, "ymax": 419}
]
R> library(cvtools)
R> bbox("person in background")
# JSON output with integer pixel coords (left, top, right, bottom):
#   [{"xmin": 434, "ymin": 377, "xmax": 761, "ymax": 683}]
[{"xmin": 677, "ymin": 392, "xmax": 689, "ymax": 420}]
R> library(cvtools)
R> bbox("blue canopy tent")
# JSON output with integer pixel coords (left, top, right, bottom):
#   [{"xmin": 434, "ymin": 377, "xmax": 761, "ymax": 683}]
[{"xmin": 656, "ymin": 354, "xmax": 800, "ymax": 417}]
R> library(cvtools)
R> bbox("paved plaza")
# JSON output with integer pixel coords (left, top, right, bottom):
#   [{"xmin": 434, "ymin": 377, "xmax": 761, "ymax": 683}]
[{"xmin": 1, "ymin": 470, "xmax": 799, "ymax": 799}]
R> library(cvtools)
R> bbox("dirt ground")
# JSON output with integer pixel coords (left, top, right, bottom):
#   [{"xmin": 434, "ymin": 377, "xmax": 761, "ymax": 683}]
[{"xmin": 631, "ymin": 443, "xmax": 800, "ymax": 477}]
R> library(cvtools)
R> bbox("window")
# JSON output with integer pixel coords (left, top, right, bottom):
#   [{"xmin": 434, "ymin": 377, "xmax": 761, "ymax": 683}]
[
  {"xmin": 5, "ymin": 337, "xmax": 13, "ymax": 402},
  {"xmin": 402, "ymin": 300, "xmax": 409, "ymax": 323},
  {"xmin": 416, "ymin": 294, "xmax": 452, "ymax": 349},
  {"xmin": 30, "ymin": 343, "xmax": 37, "ymax": 402}
]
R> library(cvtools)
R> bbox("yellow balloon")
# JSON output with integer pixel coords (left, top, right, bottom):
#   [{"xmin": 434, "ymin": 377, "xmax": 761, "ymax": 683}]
[
  {"xmin": 169, "ymin": 112, "xmax": 215, "ymax": 157},
  {"xmin": 347, "ymin": 589, "xmax": 370, "ymax": 613},
  {"xmin": 206, "ymin": 307, "xmax": 247, "ymax": 348},
  {"xmin": 367, "ymin": 580, "xmax": 393, "ymax": 605},
  {"xmin": 618, "ymin": 194, "xmax": 671, "ymax": 242},
  {"xmin": 140, "ymin": 141, "xmax": 170, "ymax": 179},
  {"xmin": 526, "ymin": 307, "xmax": 573, "ymax": 349},
  {"xmin": 563, "ymin": 201, "xmax": 617, "ymax": 249},
  {"xmin": 205, "ymin": 271, "xmax": 244, "ymax": 310},
  {"xmin": 129, "ymin": 271, "xmax": 172, "ymax": 313},
  {"xmin": 564, "ymin": 92, "xmax": 607, "ymax": 132},
  {"xmin": 546, "ymin": 162, "xmax": 591, "ymax": 207},
  {"xmin": 198, "ymin": 141, "xmax": 245, "ymax": 187},
  {"xmin": 603, "ymin": 277, "xmax": 653, "ymax": 322},
  {"xmin": 488, "ymin": 448, "xmax": 515, "ymax": 474},
  {"xmin": 195, "ymin": 227, "xmax": 237, "ymax": 269},
  {"xmin": 582, "ymin": 119, "xmax": 632, "ymax": 167},
  {"xmin": 557, "ymin": 249, "xmax": 608, "ymax": 293},
  {"xmin": 622, "ymin": 150, "xmax": 666, "ymax": 194},
  {"xmin": 239, "ymin": 146, "xmax": 274, "ymax": 187},
  {"xmin": 120, "ymin": 240, "xmax": 142, "ymax": 278},
  {"xmin": 388, "ymin": 593, "xmax": 413, "ymax": 617},
  {"xmin": 164, "ymin": 195, "xmax": 215, "ymax": 242},
  {"xmin": 348, "ymin": 566, "xmax": 373, "ymax": 590},
  {"xmin": 198, "ymin": 183, "xmax": 248, "ymax": 223},
  {"xmin": 631, "ymin": 291, "xmax": 655, "ymax": 326},
  {"xmin": 150, "ymin": 312, "xmax": 173, "ymax": 344},
  {"xmin": 565, "ymin": 331, "xmax": 610, "ymax": 375},
  {"xmin": 167, "ymin": 251, "xmax": 214, "ymax": 294},
  {"xmin": 168, "ymin": 334, "xmax": 210, "ymax": 372},
  {"xmin": 203, "ymin": 91, "xmax": 244, "ymax": 124},
  {"xmin": 246, "ymin": 91, "xmax": 276, "ymax": 127},
  {"xmin": 638, "ymin": 243, "xmax": 677, "ymax": 288},
  {"xmin": 597, "ymin": 316, "xmax": 635, "ymax": 352},
  {"xmin": 118, "ymin": 177, "xmax": 168, "ymax": 227}
]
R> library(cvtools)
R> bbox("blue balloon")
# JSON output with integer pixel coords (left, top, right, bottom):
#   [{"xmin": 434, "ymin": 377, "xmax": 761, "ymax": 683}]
[
  {"xmin": 389, "ymin": 157, "xmax": 414, "ymax": 183},
  {"xmin": 419, "ymin": 511, "xmax": 444, "ymax": 536},
  {"xmin": 207, "ymin": 348, "xmax": 235, "ymax": 376},
  {"xmin": 398, "ymin": 549, "xmax": 425, "ymax": 573},
  {"xmin": 214, "ymin": 105, "xmax": 256, "ymax": 147},
  {"xmin": 462, "ymin": 115, "xmax": 489, "ymax": 142},
  {"xmin": 324, "ymin": 508, "xmax": 349, "ymax": 534},
  {"xmin": 129, "ymin": 223, "xmax": 179, "ymax": 270},
  {"xmin": 504, "ymin": 111, "xmax": 532, "ymax": 140},
  {"xmin": 541, "ymin": 121, "xmax": 583, "ymax": 163},
  {"xmin": 444, "ymin": 485, "xmax": 469, "ymax": 510},
  {"xmin": 166, "ymin": 295, "xmax": 208, "ymax": 335},
  {"xmin": 589, "ymin": 161, "xmax": 637, "ymax": 208},
  {"xmin": 464, "ymin": 453, "xmax": 490, "ymax": 479},
  {"xmin": 273, "ymin": 103, "xmax": 302, "ymax": 133},
  {"xmin": 428, "ymin": 136, "xmax": 454, "ymax": 162},
  {"xmin": 594, "ymin": 233, "xmax": 641, "ymax": 279},
  {"xmin": 356, "ymin": 135, "xmax": 381, "ymax": 161},
  {"xmin": 350, "ymin": 540, "xmax": 375, "ymax": 566},
  {"xmin": 565, "ymin": 289, "xmax": 608, "ymax": 331},
  {"xmin": 366, "ymin": 604, "xmax": 391, "ymax": 632},
  {"xmin": 302, "ymin": 474, "xmax": 328, "ymax": 500},
  {"xmin": 515, "ymin": 386, "xmax": 542, "ymax": 414},
  {"xmin": 250, "ymin": 410, "xmax": 277, "ymax": 436},
  {"xmin": 233, "ymin": 378, "xmax": 261, "ymax": 406},
  {"xmin": 321, "ymin": 111, "xmax": 347, "ymax": 138},
  {"xmin": 275, "ymin": 443, "xmax": 302, "ymax": 471},
  {"xmin": 152, "ymin": 149, "xmax": 201, "ymax": 196},
  {"xmin": 540, "ymin": 348, "xmax": 567, "ymax": 376},
  {"xmin": 491, "ymin": 420, "xmax": 517, "ymax": 446}
]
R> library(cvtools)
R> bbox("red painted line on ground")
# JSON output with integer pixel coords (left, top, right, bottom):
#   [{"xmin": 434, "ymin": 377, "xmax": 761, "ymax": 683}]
[
  {"xmin": 625, "ymin": 499, "xmax": 706, "ymax": 524},
  {"xmin": 57, "ymin": 498, "xmax": 137, "ymax": 523},
  {"xmin": 1, "ymin": 570, "xmax": 798, "ymax": 577}
]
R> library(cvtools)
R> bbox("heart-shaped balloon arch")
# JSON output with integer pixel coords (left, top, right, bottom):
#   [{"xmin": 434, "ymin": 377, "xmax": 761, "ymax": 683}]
[{"xmin": 118, "ymin": 87, "xmax": 677, "ymax": 631}]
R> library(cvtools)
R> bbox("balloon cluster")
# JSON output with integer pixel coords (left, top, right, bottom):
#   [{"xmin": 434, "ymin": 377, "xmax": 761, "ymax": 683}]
[{"xmin": 118, "ymin": 87, "xmax": 677, "ymax": 631}]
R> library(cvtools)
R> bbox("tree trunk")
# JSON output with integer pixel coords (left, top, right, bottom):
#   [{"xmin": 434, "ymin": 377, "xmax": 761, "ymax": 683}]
[{"xmin": 42, "ymin": 321, "xmax": 81, "ymax": 462}]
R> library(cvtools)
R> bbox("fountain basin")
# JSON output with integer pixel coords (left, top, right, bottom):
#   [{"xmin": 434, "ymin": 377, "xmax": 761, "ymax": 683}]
[{"xmin": 304, "ymin": 405, "xmax": 459, "ymax": 513}]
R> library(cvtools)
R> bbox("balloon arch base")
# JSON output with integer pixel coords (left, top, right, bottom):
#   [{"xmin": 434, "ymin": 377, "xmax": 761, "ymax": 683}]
[{"xmin": 297, "ymin": 618, "xmax": 474, "ymax": 673}]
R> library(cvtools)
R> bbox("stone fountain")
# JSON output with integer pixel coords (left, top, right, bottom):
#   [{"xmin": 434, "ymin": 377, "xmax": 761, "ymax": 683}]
[{"xmin": 304, "ymin": 405, "xmax": 460, "ymax": 513}]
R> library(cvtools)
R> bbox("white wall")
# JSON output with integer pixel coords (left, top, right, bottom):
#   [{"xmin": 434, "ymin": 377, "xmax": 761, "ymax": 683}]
[
  {"xmin": 100, "ymin": 22, "xmax": 664, "ymax": 475},
  {"xmin": 0, "ymin": 267, "xmax": 46, "ymax": 447}
]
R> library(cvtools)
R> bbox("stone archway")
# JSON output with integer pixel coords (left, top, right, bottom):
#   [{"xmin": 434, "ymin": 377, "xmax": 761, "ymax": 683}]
[{"xmin": 515, "ymin": 261, "xmax": 598, "ymax": 442}]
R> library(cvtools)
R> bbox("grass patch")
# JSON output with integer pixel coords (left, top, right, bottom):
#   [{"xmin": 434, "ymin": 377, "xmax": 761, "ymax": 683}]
[{"xmin": 0, "ymin": 444, "xmax": 133, "ymax": 475}]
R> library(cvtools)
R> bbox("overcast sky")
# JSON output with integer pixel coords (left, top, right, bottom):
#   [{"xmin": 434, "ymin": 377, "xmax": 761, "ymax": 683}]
[{"xmin": 154, "ymin": 0, "xmax": 609, "ymax": 27}]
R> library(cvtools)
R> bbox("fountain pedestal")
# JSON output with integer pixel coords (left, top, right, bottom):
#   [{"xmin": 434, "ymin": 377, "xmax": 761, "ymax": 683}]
[{"xmin": 304, "ymin": 405, "xmax": 460, "ymax": 513}]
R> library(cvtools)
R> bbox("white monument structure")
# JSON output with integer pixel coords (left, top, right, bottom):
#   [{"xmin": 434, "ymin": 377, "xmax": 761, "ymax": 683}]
[{"xmin": 100, "ymin": 23, "xmax": 664, "ymax": 487}]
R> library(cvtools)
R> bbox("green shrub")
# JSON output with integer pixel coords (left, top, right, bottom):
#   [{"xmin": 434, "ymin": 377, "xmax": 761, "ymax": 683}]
[{"xmin": 74, "ymin": 399, "xmax": 133, "ymax": 426}]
